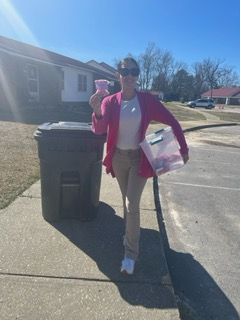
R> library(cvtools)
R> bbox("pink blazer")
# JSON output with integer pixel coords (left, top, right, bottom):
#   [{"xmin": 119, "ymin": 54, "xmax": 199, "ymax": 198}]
[{"xmin": 92, "ymin": 91, "xmax": 189, "ymax": 178}]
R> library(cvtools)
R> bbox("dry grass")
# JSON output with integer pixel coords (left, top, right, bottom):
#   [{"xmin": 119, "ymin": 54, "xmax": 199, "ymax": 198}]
[
  {"xmin": 204, "ymin": 110, "xmax": 240, "ymax": 123},
  {"xmin": 0, "ymin": 121, "xmax": 40, "ymax": 209},
  {"xmin": 164, "ymin": 102, "xmax": 206, "ymax": 121}
]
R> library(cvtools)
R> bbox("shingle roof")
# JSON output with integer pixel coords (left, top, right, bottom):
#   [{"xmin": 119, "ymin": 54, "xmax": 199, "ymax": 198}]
[
  {"xmin": 0, "ymin": 36, "xmax": 116, "ymax": 80},
  {"xmin": 202, "ymin": 87, "xmax": 240, "ymax": 98}
]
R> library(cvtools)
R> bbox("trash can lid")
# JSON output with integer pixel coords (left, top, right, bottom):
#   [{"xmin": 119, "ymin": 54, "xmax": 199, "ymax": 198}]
[
  {"xmin": 37, "ymin": 121, "xmax": 92, "ymax": 132},
  {"xmin": 34, "ymin": 121, "xmax": 107, "ymax": 140}
]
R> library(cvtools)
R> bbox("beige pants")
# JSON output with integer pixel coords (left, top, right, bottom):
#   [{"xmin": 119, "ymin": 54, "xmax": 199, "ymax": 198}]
[{"xmin": 112, "ymin": 148, "xmax": 147, "ymax": 260}]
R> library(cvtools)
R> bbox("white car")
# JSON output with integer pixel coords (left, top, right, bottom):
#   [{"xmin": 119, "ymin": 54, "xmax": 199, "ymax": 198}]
[{"xmin": 187, "ymin": 99, "xmax": 215, "ymax": 109}]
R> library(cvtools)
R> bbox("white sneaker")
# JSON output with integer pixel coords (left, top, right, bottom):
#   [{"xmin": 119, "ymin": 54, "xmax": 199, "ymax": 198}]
[{"xmin": 120, "ymin": 258, "xmax": 135, "ymax": 275}]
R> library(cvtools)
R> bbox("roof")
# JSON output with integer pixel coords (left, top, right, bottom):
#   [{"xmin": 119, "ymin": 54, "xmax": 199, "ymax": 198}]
[
  {"xmin": 202, "ymin": 87, "xmax": 240, "ymax": 98},
  {"xmin": 100, "ymin": 62, "xmax": 117, "ymax": 74},
  {"xmin": 0, "ymin": 36, "xmax": 116, "ymax": 80},
  {"xmin": 86, "ymin": 60, "xmax": 116, "ymax": 76}
]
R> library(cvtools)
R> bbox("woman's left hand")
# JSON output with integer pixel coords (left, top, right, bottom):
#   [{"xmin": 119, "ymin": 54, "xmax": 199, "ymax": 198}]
[{"xmin": 181, "ymin": 153, "xmax": 189, "ymax": 164}]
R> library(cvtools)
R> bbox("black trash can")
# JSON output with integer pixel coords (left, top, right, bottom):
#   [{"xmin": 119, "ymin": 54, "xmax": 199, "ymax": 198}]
[{"xmin": 34, "ymin": 121, "xmax": 106, "ymax": 222}]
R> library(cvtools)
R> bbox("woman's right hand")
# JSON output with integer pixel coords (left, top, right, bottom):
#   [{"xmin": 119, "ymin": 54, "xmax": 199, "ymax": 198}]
[{"xmin": 89, "ymin": 92, "xmax": 103, "ymax": 117}]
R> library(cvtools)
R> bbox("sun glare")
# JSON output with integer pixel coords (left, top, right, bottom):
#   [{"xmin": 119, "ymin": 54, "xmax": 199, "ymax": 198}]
[
  {"xmin": 0, "ymin": 0, "xmax": 48, "ymax": 121},
  {"xmin": 0, "ymin": 0, "xmax": 38, "ymax": 45},
  {"xmin": 0, "ymin": 66, "xmax": 17, "ymax": 108}
]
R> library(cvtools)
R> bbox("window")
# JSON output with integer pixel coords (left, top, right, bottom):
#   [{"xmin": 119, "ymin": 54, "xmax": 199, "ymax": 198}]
[{"xmin": 78, "ymin": 74, "xmax": 87, "ymax": 92}]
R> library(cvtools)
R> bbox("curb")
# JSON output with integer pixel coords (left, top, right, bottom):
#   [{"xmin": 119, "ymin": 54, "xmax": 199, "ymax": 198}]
[
  {"xmin": 153, "ymin": 175, "xmax": 169, "ymax": 250},
  {"xmin": 183, "ymin": 122, "xmax": 239, "ymax": 133}
]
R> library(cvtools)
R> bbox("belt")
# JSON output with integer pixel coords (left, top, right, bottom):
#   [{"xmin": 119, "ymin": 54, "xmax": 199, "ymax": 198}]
[{"xmin": 115, "ymin": 147, "xmax": 140, "ymax": 156}]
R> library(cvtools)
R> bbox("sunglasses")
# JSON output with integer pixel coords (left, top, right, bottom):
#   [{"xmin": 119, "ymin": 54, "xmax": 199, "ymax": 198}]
[{"xmin": 118, "ymin": 67, "xmax": 140, "ymax": 77}]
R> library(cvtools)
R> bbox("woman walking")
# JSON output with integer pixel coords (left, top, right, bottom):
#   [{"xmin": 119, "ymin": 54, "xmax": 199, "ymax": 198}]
[{"xmin": 89, "ymin": 57, "xmax": 189, "ymax": 275}]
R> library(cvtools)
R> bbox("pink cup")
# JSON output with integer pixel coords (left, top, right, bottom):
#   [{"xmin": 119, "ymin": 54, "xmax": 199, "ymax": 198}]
[{"xmin": 95, "ymin": 79, "xmax": 110, "ymax": 96}]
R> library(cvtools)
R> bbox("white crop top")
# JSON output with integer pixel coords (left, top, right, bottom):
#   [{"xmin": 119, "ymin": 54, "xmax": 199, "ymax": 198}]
[{"xmin": 116, "ymin": 96, "xmax": 141, "ymax": 150}]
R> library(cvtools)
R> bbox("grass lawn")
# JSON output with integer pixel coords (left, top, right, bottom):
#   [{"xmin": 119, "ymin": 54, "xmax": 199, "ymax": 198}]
[
  {"xmin": 163, "ymin": 102, "xmax": 206, "ymax": 121},
  {"xmin": 204, "ymin": 110, "xmax": 240, "ymax": 122},
  {"xmin": 0, "ymin": 121, "xmax": 39, "ymax": 208},
  {"xmin": 0, "ymin": 103, "xmax": 239, "ymax": 209}
]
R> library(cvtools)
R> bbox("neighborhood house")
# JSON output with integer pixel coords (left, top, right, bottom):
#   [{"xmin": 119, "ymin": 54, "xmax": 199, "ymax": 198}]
[
  {"xmin": 0, "ymin": 36, "xmax": 119, "ymax": 111},
  {"xmin": 202, "ymin": 87, "xmax": 240, "ymax": 105}
]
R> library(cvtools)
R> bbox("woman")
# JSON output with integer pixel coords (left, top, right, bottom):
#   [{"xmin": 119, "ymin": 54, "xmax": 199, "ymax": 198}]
[{"xmin": 89, "ymin": 57, "xmax": 189, "ymax": 275}]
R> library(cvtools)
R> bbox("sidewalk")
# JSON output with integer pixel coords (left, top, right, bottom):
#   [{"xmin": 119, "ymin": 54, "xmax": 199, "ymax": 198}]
[
  {"xmin": 0, "ymin": 119, "xmax": 238, "ymax": 319},
  {"xmin": 0, "ymin": 165, "xmax": 179, "ymax": 319}
]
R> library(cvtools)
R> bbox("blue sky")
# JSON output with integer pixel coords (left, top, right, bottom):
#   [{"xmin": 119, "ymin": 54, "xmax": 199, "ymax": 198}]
[{"xmin": 0, "ymin": 0, "xmax": 240, "ymax": 76}]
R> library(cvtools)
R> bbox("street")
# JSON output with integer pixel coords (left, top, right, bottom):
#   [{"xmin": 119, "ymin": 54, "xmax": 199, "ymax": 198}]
[{"xmin": 157, "ymin": 125, "xmax": 240, "ymax": 319}]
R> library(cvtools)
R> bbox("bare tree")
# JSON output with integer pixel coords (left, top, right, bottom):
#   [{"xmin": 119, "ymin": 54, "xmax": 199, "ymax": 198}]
[
  {"xmin": 217, "ymin": 67, "xmax": 239, "ymax": 87},
  {"xmin": 113, "ymin": 44, "xmax": 239, "ymax": 100},
  {"xmin": 138, "ymin": 42, "xmax": 161, "ymax": 90},
  {"xmin": 191, "ymin": 62, "xmax": 209, "ymax": 99},
  {"xmin": 170, "ymin": 60, "xmax": 188, "ymax": 78},
  {"xmin": 200, "ymin": 58, "xmax": 227, "ymax": 97},
  {"xmin": 156, "ymin": 51, "xmax": 175, "ymax": 94}
]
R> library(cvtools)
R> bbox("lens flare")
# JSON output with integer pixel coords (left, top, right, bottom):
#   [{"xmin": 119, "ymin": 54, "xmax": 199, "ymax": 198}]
[
  {"xmin": 0, "ymin": 0, "xmax": 46, "ymax": 121},
  {"xmin": 0, "ymin": 0, "xmax": 38, "ymax": 45}
]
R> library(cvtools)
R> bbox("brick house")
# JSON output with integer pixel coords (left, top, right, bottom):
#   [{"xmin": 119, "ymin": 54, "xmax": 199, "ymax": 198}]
[{"xmin": 0, "ymin": 36, "xmax": 118, "ymax": 110}]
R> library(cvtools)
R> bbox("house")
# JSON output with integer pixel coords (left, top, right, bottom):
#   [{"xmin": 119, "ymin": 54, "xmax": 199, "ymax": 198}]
[
  {"xmin": 0, "ymin": 36, "xmax": 119, "ymax": 110},
  {"xmin": 202, "ymin": 87, "xmax": 240, "ymax": 105}
]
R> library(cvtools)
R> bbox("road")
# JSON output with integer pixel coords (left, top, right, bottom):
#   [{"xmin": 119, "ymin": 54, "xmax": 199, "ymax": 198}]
[{"xmin": 156, "ymin": 125, "xmax": 240, "ymax": 319}]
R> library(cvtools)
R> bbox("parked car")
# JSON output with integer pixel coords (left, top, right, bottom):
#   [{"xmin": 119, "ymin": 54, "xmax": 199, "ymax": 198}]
[{"xmin": 187, "ymin": 99, "xmax": 215, "ymax": 109}]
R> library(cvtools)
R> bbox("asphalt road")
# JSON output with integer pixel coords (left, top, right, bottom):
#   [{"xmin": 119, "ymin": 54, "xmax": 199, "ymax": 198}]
[{"xmin": 156, "ymin": 125, "xmax": 240, "ymax": 319}]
